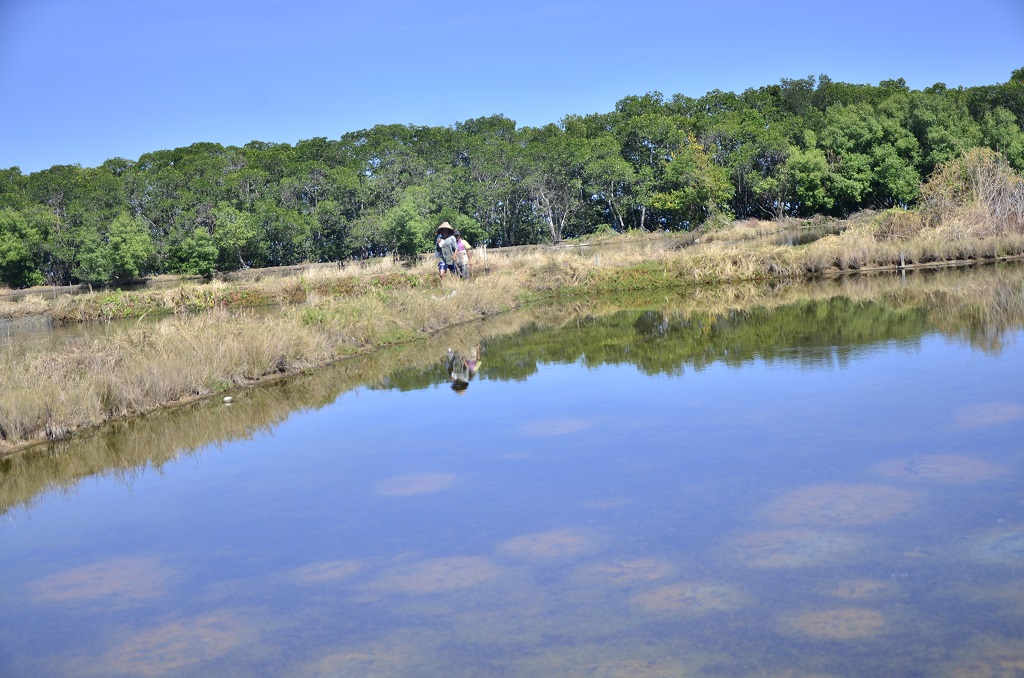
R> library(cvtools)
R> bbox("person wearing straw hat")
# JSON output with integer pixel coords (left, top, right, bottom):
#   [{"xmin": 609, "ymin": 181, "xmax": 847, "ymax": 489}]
[{"xmin": 435, "ymin": 222, "xmax": 458, "ymax": 279}]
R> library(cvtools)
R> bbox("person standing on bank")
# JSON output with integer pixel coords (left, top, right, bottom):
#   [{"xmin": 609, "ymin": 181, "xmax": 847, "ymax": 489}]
[
  {"xmin": 436, "ymin": 222, "xmax": 458, "ymax": 279},
  {"xmin": 454, "ymin": 231, "xmax": 472, "ymax": 279}
]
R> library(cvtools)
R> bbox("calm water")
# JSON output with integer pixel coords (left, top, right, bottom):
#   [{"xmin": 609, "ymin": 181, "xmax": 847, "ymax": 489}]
[{"xmin": 2, "ymin": 268, "xmax": 1024, "ymax": 677}]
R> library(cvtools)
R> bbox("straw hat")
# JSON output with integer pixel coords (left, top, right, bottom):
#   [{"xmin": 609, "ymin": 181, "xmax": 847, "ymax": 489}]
[{"xmin": 436, "ymin": 221, "xmax": 454, "ymax": 234}]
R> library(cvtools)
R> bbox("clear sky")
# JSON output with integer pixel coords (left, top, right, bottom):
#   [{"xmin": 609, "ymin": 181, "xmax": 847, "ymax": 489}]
[{"xmin": 1, "ymin": 0, "xmax": 1022, "ymax": 173}]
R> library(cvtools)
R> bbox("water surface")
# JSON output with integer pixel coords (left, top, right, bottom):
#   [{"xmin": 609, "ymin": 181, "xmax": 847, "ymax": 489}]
[{"xmin": 2, "ymin": 266, "xmax": 1023, "ymax": 677}]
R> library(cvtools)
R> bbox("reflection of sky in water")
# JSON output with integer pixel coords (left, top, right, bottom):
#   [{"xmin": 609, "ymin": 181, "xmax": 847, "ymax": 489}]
[{"xmin": 0, "ymin": 323, "xmax": 1022, "ymax": 676}]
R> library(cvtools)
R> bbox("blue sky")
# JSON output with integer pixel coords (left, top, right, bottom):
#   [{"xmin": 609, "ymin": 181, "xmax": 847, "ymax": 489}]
[{"xmin": 1, "ymin": 0, "xmax": 1022, "ymax": 173}]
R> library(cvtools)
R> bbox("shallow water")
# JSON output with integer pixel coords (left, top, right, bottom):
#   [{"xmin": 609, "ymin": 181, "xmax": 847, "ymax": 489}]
[
  {"xmin": 767, "ymin": 222, "xmax": 846, "ymax": 246},
  {"xmin": 2, "ymin": 267, "xmax": 1024, "ymax": 676}
]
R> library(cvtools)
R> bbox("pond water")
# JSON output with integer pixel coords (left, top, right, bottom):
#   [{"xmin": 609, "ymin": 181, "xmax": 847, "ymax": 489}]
[
  {"xmin": 768, "ymin": 221, "xmax": 846, "ymax": 246},
  {"xmin": 2, "ymin": 266, "xmax": 1024, "ymax": 676}
]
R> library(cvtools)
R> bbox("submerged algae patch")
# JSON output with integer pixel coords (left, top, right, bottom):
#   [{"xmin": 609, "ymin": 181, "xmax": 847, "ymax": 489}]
[
  {"xmin": 829, "ymin": 578, "xmax": 900, "ymax": 600},
  {"xmin": 781, "ymin": 607, "xmax": 886, "ymax": 640},
  {"xmin": 968, "ymin": 528, "xmax": 1024, "ymax": 565},
  {"xmin": 100, "ymin": 610, "xmax": 251, "ymax": 676},
  {"xmin": 630, "ymin": 581, "xmax": 747, "ymax": 614},
  {"xmin": 303, "ymin": 638, "xmax": 422, "ymax": 678},
  {"xmin": 954, "ymin": 401, "xmax": 1024, "ymax": 428},
  {"xmin": 289, "ymin": 559, "xmax": 366, "ymax": 584},
  {"xmin": 373, "ymin": 472, "xmax": 458, "ymax": 496},
  {"xmin": 28, "ymin": 556, "xmax": 172, "ymax": 603},
  {"xmin": 872, "ymin": 454, "xmax": 1007, "ymax": 483},
  {"xmin": 760, "ymin": 483, "xmax": 920, "ymax": 526},
  {"xmin": 578, "ymin": 557, "xmax": 674, "ymax": 586},
  {"xmin": 725, "ymin": 529, "xmax": 863, "ymax": 568},
  {"xmin": 367, "ymin": 555, "xmax": 501, "ymax": 594},
  {"xmin": 496, "ymin": 528, "xmax": 597, "ymax": 560}
]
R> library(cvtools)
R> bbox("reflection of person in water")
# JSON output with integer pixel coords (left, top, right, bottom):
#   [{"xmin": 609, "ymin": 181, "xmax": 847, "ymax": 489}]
[
  {"xmin": 446, "ymin": 347, "xmax": 481, "ymax": 394},
  {"xmin": 466, "ymin": 346, "xmax": 482, "ymax": 379}
]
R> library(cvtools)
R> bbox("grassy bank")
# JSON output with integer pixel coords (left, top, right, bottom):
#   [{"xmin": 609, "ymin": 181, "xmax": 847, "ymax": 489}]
[{"xmin": 1, "ymin": 149, "xmax": 1022, "ymax": 456}]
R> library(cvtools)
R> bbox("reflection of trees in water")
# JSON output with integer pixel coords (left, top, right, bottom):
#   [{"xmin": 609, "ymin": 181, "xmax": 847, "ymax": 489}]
[
  {"xmin": 0, "ymin": 379, "xmax": 307, "ymax": 515},
  {"xmin": 384, "ymin": 263, "xmax": 1024, "ymax": 389}
]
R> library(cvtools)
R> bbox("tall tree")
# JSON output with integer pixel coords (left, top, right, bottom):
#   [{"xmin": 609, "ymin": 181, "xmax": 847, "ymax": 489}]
[
  {"xmin": 0, "ymin": 207, "xmax": 54, "ymax": 287},
  {"xmin": 76, "ymin": 212, "xmax": 155, "ymax": 283},
  {"xmin": 650, "ymin": 135, "xmax": 734, "ymax": 228},
  {"xmin": 523, "ymin": 124, "xmax": 588, "ymax": 243}
]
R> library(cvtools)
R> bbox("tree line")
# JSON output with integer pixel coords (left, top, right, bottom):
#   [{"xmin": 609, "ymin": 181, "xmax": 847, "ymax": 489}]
[{"xmin": 1, "ymin": 70, "xmax": 1022, "ymax": 288}]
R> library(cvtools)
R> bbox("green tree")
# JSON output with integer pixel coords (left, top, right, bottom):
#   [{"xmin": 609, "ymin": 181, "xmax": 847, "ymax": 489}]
[
  {"xmin": 611, "ymin": 92, "xmax": 685, "ymax": 230},
  {"xmin": 784, "ymin": 145, "xmax": 834, "ymax": 213},
  {"xmin": 0, "ymin": 167, "xmax": 27, "ymax": 210},
  {"xmin": 76, "ymin": 212, "xmax": 155, "ymax": 283},
  {"xmin": 909, "ymin": 91, "xmax": 982, "ymax": 175},
  {"xmin": 212, "ymin": 202, "xmax": 258, "ymax": 270},
  {"xmin": 249, "ymin": 199, "xmax": 315, "ymax": 266},
  {"xmin": 380, "ymin": 190, "xmax": 432, "ymax": 256},
  {"xmin": 523, "ymin": 124, "xmax": 588, "ymax": 242},
  {"xmin": 169, "ymin": 227, "xmax": 218, "ymax": 276},
  {"xmin": 562, "ymin": 115, "xmax": 636, "ymax": 232},
  {"xmin": 451, "ymin": 115, "xmax": 535, "ymax": 246},
  {"xmin": 0, "ymin": 207, "xmax": 53, "ymax": 287},
  {"xmin": 980, "ymin": 107, "xmax": 1024, "ymax": 169},
  {"xmin": 650, "ymin": 135, "xmax": 734, "ymax": 228}
]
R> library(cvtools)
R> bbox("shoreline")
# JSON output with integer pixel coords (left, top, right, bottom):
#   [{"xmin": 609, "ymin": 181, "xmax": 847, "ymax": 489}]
[{"xmin": 2, "ymin": 213, "xmax": 1024, "ymax": 458}]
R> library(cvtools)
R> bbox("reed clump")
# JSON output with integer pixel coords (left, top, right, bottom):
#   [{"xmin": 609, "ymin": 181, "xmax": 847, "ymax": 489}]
[{"xmin": 869, "ymin": 148, "xmax": 1024, "ymax": 266}]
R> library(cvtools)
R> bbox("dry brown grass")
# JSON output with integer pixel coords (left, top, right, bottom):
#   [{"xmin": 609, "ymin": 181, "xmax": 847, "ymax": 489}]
[
  {"xmin": 872, "ymin": 148, "xmax": 1024, "ymax": 253},
  {"xmin": 0, "ymin": 295, "xmax": 50, "ymax": 318},
  {"xmin": 0, "ymin": 308, "xmax": 335, "ymax": 443},
  {"xmin": 923, "ymin": 148, "xmax": 1024, "ymax": 235},
  {"xmin": 698, "ymin": 217, "xmax": 783, "ymax": 243}
]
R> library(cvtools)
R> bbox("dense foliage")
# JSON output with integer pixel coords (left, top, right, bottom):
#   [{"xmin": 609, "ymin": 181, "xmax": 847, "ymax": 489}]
[{"xmin": 2, "ymin": 70, "xmax": 1023, "ymax": 287}]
